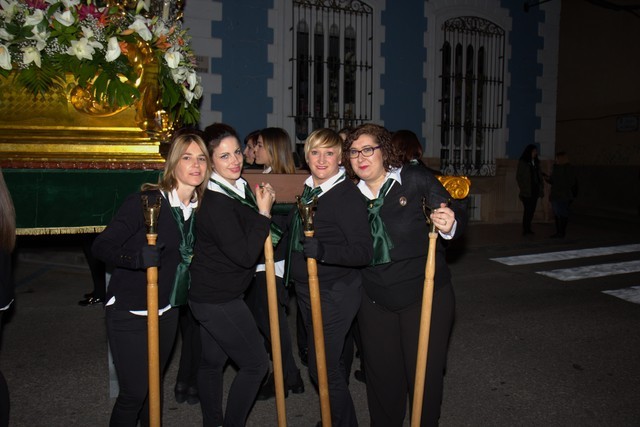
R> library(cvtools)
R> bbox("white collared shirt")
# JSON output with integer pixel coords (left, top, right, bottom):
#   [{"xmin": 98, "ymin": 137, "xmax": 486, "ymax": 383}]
[
  {"xmin": 303, "ymin": 167, "xmax": 347, "ymax": 196},
  {"xmin": 208, "ymin": 172, "xmax": 248, "ymax": 199}
]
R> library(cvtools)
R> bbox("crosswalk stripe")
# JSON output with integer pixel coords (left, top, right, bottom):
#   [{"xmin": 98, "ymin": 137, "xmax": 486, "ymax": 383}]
[
  {"xmin": 536, "ymin": 260, "xmax": 640, "ymax": 281},
  {"xmin": 490, "ymin": 244, "xmax": 640, "ymax": 266},
  {"xmin": 602, "ymin": 286, "xmax": 640, "ymax": 304}
]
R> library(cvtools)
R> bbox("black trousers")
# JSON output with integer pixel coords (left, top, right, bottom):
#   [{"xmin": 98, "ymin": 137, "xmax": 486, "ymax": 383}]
[
  {"xmin": 190, "ymin": 298, "xmax": 269, "ymax": 427},
  {"xmin": 245, "ymin": 272, "xmax": 300, "ymax": 380},
  {"xmin": 358, "ymin": 284, "xmax": 455, "ymax": 427},
  {"xmin": 521, "ymin": 195, "xmax": 539, "ymax": 233},
  {"xmin": 175, "ymin": 305, "xmax": 201, "ymax": 388},
  {"xmin": 106, "ymin": 307, "xmax": 179, "ymax": 427},
  {"xmin": 295, "ymin": 272, "xmax": 361, "ymax": 427}
]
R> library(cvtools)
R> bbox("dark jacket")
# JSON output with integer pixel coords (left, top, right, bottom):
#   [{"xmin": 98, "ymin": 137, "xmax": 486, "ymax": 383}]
[
  {"xmin": 189, "ymin": 190, "xmax": 271, "ymax": 304},
  {"xmin": 362, "ymin": 164, "xmax": 468, "ymax": 310},
  {"xmin": 287, "ymin": 178, "xmax": 373, "ymax": 286},
  {"xmin": 92, "ymin": 190, "xmax": 185, "ymax": 311}
]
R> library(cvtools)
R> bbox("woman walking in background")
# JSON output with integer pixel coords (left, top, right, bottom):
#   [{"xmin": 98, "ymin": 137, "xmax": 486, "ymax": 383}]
[
  {"xmin": 544, "ymin": 151, "xmax": 578, "ymax": 238},
  {"xmin": 92, "ymin": 132, "xmax": 210, "ymax": 426},
  {"xmin": 343, "ymin": 123, "xmax": 467, "ymax": 426},
  {"xmin": 516, "ymin": 144, "xmax": 544, "ymax": 236}
]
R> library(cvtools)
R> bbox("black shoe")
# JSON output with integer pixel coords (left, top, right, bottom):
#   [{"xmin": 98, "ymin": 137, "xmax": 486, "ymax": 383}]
[
  {"xmin": 78, "ymin": 296, "xmax": 104, "ymax": 306},
  {"xmin": 298, "ymin": 348, "xmax": 308, "ymax": 367},
  {"xmin": 186, "ymin": 386, "xmax": 199, "ymax": 405},
  {"xmin": 175, "ymin": 382, "xmax": 189, "ymax": 404},
  {"xmin": 354, "ymin": 369, "xmax": 366, "ymax": 384},
  {"xmin": 83, "ymin": 292, "xmax": 93, "ymax": 298},
  {"xmin": 256, "ymin": 371, "xmax": 305, "ymax": 400}
]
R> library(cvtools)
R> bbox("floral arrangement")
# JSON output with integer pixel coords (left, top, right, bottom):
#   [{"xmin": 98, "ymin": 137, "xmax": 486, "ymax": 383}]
[{"xmin": 0, "ymin": 0, "xmax": 202, "ymax": 125}]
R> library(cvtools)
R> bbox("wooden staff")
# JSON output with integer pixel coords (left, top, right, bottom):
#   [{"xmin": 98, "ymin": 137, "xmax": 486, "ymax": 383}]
[
  {"xmin": 297, "ymin": 197, "xmax": 331, "ymax": 427},
  {"xmin": 410, "ymin": 210, "xmax": 438, "ymax": 427},
  {"xmin": 263, "ymin": 233, "xmax": 287, "ymax": 427},
  {"xmin": 142, "ymin": 195, "xmax": 162, "ymax": 427}
]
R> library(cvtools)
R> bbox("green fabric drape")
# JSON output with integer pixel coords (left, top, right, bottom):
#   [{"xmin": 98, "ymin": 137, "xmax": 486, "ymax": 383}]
[
  {"xmin": 168, "ymin": 206, "xmax": 196, "ymax": 306},
  {"xmin": 210, "ymin": 178, "xmax": 282, "ymax": 246},
  {"xmin": 366, "ymin": 178, "xmax": 395, "ymax": 266}
]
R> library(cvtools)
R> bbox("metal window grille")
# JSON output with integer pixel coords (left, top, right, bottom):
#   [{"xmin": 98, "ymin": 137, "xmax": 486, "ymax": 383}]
[
  {"xmin": 440, "ymin": 16, "xmax": 505, "ymax": 177},
  {"xmin": 291, "ymin": 0, "xmax": 373, "ymax": 142}
]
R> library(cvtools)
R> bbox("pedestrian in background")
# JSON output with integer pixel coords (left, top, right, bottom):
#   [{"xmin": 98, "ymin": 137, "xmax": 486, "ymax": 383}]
[{"xmin": 516, "ymin": 144, "xmax": 544, "ymax": 235}]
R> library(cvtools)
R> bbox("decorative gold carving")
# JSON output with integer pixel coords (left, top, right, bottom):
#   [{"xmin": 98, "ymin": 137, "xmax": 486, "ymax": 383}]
[
  {"xmin": 296, "ymin": 195, "xmax": 318, "ymax": 232},
  {"xmin": 17, "ymin": 226, "xmax": 106, "ymax": 236},
  {"xmin": 437, "ymin": 175, "xmax": 471, "ymax": 200}
]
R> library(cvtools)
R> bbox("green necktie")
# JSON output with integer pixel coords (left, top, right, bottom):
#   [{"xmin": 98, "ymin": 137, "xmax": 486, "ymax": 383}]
[
  {"xmin": 283, "ymin": 184, "xmax": 323, "ymax": 286},
  {"xmin": 367, "ymin": 178, "xmax": 395, "ymax": 265},
  {"xmin": 210, "ymin": 178, "xmax": 282, "ymax": 246},
  {"xmin": 168, "ymin": 206, "xmax": 196, "ymax": 306}
]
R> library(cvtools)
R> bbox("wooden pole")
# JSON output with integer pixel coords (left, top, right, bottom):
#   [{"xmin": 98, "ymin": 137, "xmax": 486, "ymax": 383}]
[
  {"xmin": 146, "ymin": 232, "xmax": 161, "ymax": 427},
  {"xmin": 410, "ymin": 227, "xmax": 438, "ymax": 427},
  {"xmin": 304, "ymin": 230, "xmax": 332, "ymax": 427},
  {"xmin": 263, "ymin": 233, "xmax": 287, "ymax": 427}
]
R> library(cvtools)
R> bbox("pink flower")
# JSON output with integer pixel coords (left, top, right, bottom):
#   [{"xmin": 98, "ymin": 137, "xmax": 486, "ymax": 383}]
[
  {"xmin": 24, "ymin": 0, "xmax": 48, "ymax": 10},
  {"xmin": 77, "ymin": 3, "xmax": 102, "ymax": 21}
]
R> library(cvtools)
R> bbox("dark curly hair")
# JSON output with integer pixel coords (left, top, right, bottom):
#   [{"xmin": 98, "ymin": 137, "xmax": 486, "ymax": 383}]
[{"xmin": 342, "ymin": 123, "xmax": 402, "ymax": 180}]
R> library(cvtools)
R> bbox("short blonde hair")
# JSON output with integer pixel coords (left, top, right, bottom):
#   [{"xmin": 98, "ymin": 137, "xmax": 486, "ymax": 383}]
[{"xmin": 304, "ymin": 128, "xmax": 342, "ymax": 162}]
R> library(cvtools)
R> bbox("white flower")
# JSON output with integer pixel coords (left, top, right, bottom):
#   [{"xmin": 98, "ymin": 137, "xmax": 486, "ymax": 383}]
[
  {"xmin": 182, "ymin": 86, "xmax": 194, "ymax": 104},
  {"xmin": 67, "ymin": 38, "xmax": 95, "ymax": 60},
  {"xmin": 0, "ymin": 44, "xmax": 11, "ymax": 70},
  {"xmin": 128, "ymin": 16, "xmax": 152, "ymax": 41},
  {"xmin": 25, "ymin": 9, "xmax": 46, "ymax": 27},
  {"xmin": 61, "ymin": 0, "xmax": 81, "ymax": 8},
  {"xmin": 152, "ymin": 21, "xmax": 169, "ymax": 38},
  {"xmin": 170, "ymin": 66, "xmax": 188, "ymax": 84},
  {"xmin": 164, "ymin": 49, "xmax": 182, "ymax": 69},
  {"xmin": 193, "ymin": 83, "xmax": 203, "ymax": 100},
  {"xmin": 104, "ymin": 37, "xmax": 121, "ymax": 62},
  {"xmin": 22, "ymin": 46, "xmax": 41, "ymax": 68},
  {"xmin": 53, "ymin": 10, "xmax": 75, "ymax": 27},
  {"xmin": 186, "ymin": 70, "xmax": 198, "ymax": 89},
  {"xmin": 0, "ymin": 0, "xmax": 19, "ymax": 22},
  {"xmin": 0, "ymin": 28, "xmax": 14, "ymax": 41},
  {"xmin": 135, "ymin": 0, "xmax": 150, "ymax": 14},
  {"xmin": 81, "ymin": 26, "xmax": 103, "ymax": 49},
  {"xmin": 28, "ymin": 26, "xmax": 49, "ymax": 51}
]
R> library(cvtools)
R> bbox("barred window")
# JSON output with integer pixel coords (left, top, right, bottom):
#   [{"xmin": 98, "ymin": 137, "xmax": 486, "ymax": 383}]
[
  {"xmin": 292, "ymin": 0, "xmax": 373, "ymax": 142},
  {"xmin": 440, "ymin": 16, "xmax": 505, "ymax": 176}
]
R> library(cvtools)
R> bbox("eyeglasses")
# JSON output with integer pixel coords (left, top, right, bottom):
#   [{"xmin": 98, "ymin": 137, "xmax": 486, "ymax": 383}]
[{"xmin": 348, "ymin": 145, "xmax": 381, "ymax": 159}]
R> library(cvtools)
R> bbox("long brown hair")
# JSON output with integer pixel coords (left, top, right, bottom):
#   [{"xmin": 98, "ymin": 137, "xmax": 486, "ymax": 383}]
[
  {"xmin": 142, "ymin": 131, "xmax": 211, "ymax": 205},
  {"xmin": 0, "ymin": 169, "xmax": 16, "ymax": 253},
  {"xmin": 259, "ymin": 127, "xmax": 296, "ymax": 174}
]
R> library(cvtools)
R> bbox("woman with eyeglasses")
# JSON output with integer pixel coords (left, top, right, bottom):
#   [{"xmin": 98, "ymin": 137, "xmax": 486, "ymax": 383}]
[
  {"xmin": 343, "ymin": 123, "xmax": 467, "ymax": 427},
  {"xmin": 286, "ymin": 128, "xmax": 373, "ymax": 426}
]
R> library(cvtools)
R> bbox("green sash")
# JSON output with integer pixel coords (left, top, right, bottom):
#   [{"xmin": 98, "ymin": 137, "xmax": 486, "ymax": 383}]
[
  {"xmin": 209, "ymin": 178, "xmax": 282, "ymax": 246},
  {"xmin": 169, "ymin": 206, "xmax": 195, "ymax": 306},
  {"xmin": 366, "ymin": 178, "xmax": 395, "ymax": 265}
]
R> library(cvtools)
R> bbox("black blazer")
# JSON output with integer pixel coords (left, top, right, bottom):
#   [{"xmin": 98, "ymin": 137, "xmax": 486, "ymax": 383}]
[
  {"xmin": 287, "ymin": 178, "xmax": 373, "ymax": 286},
  {"xmin": 362, "ymin": 164, "xmax": 468, "ymax": 310},
  {"xmin": 189, "ymin": 190, "xmax": 271, "ymax": 304},
  {"xmin": 92, "ymin": 190, "xmax": 185, "ymax": 311}
]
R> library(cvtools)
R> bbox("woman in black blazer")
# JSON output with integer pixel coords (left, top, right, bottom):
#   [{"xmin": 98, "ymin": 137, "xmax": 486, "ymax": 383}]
[
  {"xmin": 343, "ymin": 124, "xmax": 467, "ymax": 427},
  {"xmin": 92, "ymin": 132, "xmax": 210, "ymax": 426},
  {"xmin": 189, "ymin": 123, "xmax": 276, "ymax": 427},
  {"xmin": 287, "ymin": 128, "xmax": 373, "ymax": 426}
]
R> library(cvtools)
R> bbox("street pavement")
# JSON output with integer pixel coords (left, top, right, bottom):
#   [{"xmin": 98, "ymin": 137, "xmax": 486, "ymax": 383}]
[{"xmin": 2, "ymin": 213, "xmax": 640, "ymax": 426}]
